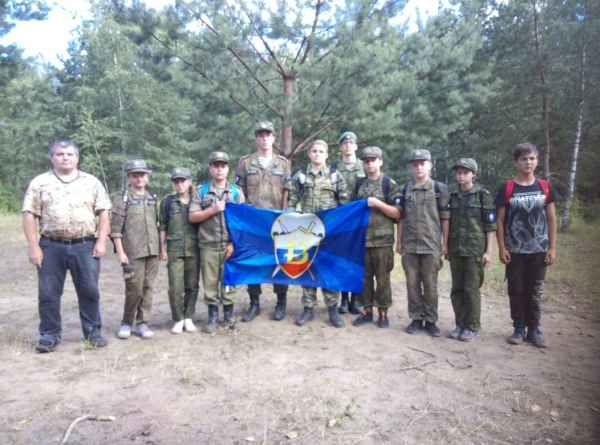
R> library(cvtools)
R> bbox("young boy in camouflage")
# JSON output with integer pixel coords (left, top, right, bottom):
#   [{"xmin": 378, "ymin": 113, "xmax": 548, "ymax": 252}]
[
  {"xmin": 159, "ymin": 167, "xmax": 200, "ymax": 334},
  {"xmin": 111, "ymin": 160, "xmax": 160, "ymax": 340},
  {"xmin": 447, "ymin": 158, "xmax": 497, "ymax": 342},
  {"xmin": 288, "ymin": 140, "xmax": 350, "ymax": 328},
  {"xmin": 350, "ymin": 147, "xmax": 402, "ymax": 328},
  {"xmin": 495, "ymin": 143, "xmax": 557, "ymax": 348},
  {"xmin": 396, "ymin": 149, "xmax": 450, "ymax": 337},
  {"xmin": 190, "ymin": 152, "xmax": 245, "ymax": 333},
  {"xmin": 335, "ymin": 131, "xmax": 365, "ymax": 315},
  {"xmin": 236, "ymin": 122, "xmax": 292, "ymax": 322}
]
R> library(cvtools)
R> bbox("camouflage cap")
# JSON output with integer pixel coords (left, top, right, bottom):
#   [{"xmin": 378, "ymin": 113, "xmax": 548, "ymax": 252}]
[
  {"xmin": 453, "ymin": 157, "xmax": 478, "ymax": 174},
  {"xmin": 171, "ymin": 167, "xmax": 192, "ymax": 180},
  {"xmin": 361, "ymin": 146, "xmax": 383, "ymax": 159},
  {"xmin": 409, "ymin": 149, "xmax": 432, "ymax": 162},
  {"xmin": 254, "ymin": 122, "xmax": 275, "ymax": 135},
  {"xmin": 208, "ymin": 151, "xmax": 229, "ymax": 164},
  {"xmin": 124, "ymin": 159, "xmax": 152, "ymax": 174},
  {"xmin": 338, "ymin": 131, "xmax": 357, "ymax": 144}
]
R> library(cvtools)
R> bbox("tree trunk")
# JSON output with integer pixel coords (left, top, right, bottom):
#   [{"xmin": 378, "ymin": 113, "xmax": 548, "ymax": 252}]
[
  {"xmin": 561, "ymin": 42, "xmax": 586, "ymax": 232},
  {"xmin": 533, "ymin": 4, "xmax": 551, "ymax": 180},
  {"xmin": 281, "ymin": 75, "xmax": 295, "ymax": 161}
]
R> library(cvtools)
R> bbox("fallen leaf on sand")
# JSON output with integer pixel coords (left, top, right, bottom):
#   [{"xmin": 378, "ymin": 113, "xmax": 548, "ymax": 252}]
[
  {"xmin": 286, "ymin": 431, "xmax": 298, "ymax": 438},
  {"xmin": 327, "ymin": 418, "xmax": 337, "ymax": 427},
  {"xmin": 589, "ymin": 406, "xmax": 600, "ymax": 412},
  {"xmin": 532, "ymin": 405, "xmax": 542, "ymax": 412},
  {"xmin": 550, "ymin": 411, "xmax": 559, "ymax": 417},
  {"xmin": 246, "ymin": 437, "xmax": 256, "ymax": 442}
]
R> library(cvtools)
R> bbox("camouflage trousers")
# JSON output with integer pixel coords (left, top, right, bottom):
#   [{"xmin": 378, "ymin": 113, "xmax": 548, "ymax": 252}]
[
  {"xmin": 167, "ymin": 254, "xmax": 200, "ymax": 321},
  {"xmin": 121, "ymin": 256, "xmax": 159, "ymax": 326},
  {"xmin": 401, "ymin": 253, "xmax": 443, "ymax": 323},
  {"xmin": 362, "ymin": 246, "xmax": 394, "ymax": 310},
  {"xmin": 449, "ymin": 256, "xmax": 484, "ymax": 331},
  {"xmin": 301, "ymin": 287, "xmax": 339, "ymax": 308},
  {"xmin": 201, "ymin": 249, "xmax": 235, "ymax": 307}
]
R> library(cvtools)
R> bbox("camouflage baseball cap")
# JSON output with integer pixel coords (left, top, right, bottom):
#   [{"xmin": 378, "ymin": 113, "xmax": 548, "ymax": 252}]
[
  {"xmin": 453, "ymin": 158, "xmax": 478, "ymax": 174},
  {"xmin": 124, "ymin": 159, "xmax": 152, "ymax": 174},
  {"xmin": 171, "ymin": 167, "xmax": 191, "ymax": 180},
  {"xmin": 409, "ymin": 149, "xmax": 432, "ymax": 162},
  {"xmin": 254, "ymin": 122, "xmax": 275, "ymax": 134},
  {"xmin": 208, "ymin": 151, "xmax": 229, "ymax": 164},
  {"xmin": 338, "ymin": 131, "xmax": 357, "ymax": 144},
  {"xmin": 361, "ymin": 146, "xmax": 383, "ymax": 159}
]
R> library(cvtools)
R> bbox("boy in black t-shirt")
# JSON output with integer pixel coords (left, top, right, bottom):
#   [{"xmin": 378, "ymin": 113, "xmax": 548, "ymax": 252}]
[{"xmin": 495, "ymin": 143, "xmax": 557, "ymax": 348}]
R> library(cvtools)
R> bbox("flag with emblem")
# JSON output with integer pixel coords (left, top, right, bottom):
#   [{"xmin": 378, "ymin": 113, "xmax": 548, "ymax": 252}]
[{"xmin": 223, "ymin": 200, "xmax": 371, "ymax": 293}]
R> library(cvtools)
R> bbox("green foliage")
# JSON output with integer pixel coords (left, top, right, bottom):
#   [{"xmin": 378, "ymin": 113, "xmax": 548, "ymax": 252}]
[{"xmin": 0, "ymin": 183, "xmax": 20, "ymax": 212}]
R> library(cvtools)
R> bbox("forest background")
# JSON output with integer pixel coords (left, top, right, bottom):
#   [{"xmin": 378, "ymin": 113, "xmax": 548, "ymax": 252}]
[{"xmin": 1, "ymin": 0, "xmax": 598, "ymax": 228}]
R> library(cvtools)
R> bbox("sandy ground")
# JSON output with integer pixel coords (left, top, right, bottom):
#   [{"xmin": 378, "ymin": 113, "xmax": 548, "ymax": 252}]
[{"xmin": 1, "ymin": 228, "xmax": 599, "ymax": 445}]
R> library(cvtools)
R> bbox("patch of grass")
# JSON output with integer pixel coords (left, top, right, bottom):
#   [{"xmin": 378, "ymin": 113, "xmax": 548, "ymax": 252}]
[
  {"xmin": 0, "ymin": 326, "xmax": 32, "ymax": 356},
  {"xmin": 74, "ymin": 339, "xmax": 98, "ymax": 354}
]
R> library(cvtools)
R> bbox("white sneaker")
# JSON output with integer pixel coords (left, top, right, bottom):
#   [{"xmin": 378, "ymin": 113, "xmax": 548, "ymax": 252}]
[
  {"xmin": 184, "ymin": 318, "xmax": 197, "ymax": 332},
  {"xmin": 171, "ymin": 320, "xmax": 184, "ymax": 334},
  {"xmin": 117, "ymin": 324, "xmax": 131, "ymax": 339},
  {"xmin": 135, "ymin": 324, "xmax": 154, "ymax": 339}
]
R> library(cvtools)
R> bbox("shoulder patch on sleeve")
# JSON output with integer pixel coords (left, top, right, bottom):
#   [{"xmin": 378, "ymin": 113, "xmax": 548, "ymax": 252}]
[{"xmin": 484, "ymin": 210, "xmax": 497, "ymax": 224}]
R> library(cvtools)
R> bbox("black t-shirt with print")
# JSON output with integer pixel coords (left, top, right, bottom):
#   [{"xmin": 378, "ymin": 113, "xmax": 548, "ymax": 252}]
[{"xmin": 495, "ymin": 180, "xmax": 556, "ymax": 254}]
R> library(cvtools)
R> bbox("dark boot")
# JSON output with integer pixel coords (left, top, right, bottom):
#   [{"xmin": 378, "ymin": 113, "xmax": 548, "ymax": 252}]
[
  {"xmin": 203, "ymin": 305, "xmax": 219, "ymax": 333},
  {"xmin": 273, "ymin": 293, "xmax": 287, "ymax": 321},
  {"xmin": 223, "ymin": 304, "xmax": 238, "ymax": 330},
  {"xmin": 349, "ymin": 293, "xmax": 363, "ymax": 314},
  {"xmin": 338, "ymin": 292, "xmax": 349, "ymax": 314},
  {"xmin": 328, "ymin": 305, "xmax": 345, "ymax": 328},
  {"xmin": 295, "ymin": 307, "xmax": 314, "ymax": 326},
  {"xmin": 242, "ymin": 294, "xmax": 260, "ymax": 322}
]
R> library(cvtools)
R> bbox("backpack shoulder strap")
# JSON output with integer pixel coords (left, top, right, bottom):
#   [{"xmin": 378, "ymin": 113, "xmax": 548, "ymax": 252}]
[
  {"xmin": 228, "ymin": 183, "xmax": 239, "ymax": 201},
  {"xmin": 329, "ymin": 164, "xmax": 338, "ymax": 193},
  {"xmin": 382, "ymin": 175, "xmax": 391, "ymax": 200},
  {"xmin": 164, "ymin": 194, "xmax": 174, "ymax": 230},
  {"xmin": 537, "ymin": 179, "xmax": 550, "ymax": 204},
  {"xmin": 505, "ymin": 179, "xmax": 515, "ymax": 204},
  {"xmin": 433, "ymin": 180, "xmax": 440, "ymax": 198},
  {"xmin": 200, "ymin": 183, "xmax": 209, "ymax": 198},
  {"xmin": 354, "ymin": 177, "xmax": 366, "ymax": 196}
]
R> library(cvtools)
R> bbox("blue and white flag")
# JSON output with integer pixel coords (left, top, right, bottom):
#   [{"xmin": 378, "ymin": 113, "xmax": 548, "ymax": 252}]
[{"xmin": 224, "ymin": 200, "xmax": 371, "ymax": 293}]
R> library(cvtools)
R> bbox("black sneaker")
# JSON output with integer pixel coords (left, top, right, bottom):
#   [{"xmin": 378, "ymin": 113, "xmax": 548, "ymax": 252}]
[
  {"xmin": 352, "ymin": 311, "xmax": 373, "ymax": 327},
  {"xmin": 88, "ymin": 334, "xmax": 107, "ymax": 348},
  {"xmin": 36, "ymin": 336, "xmax": 60, "ymax": 353},
  {"xmin": 508, "ymin": 328, "xmax": 526, "ymax": 345},
  {"xmin": 406, "ymin": 319, "xmax": 423, "ymax": 334},
  {"xmin": 377, "ymin": 311, "xmax": 390, "ymax": 328},
  {"xmin": 527, "ymin": 329, "xmax": 548, "ymax": 348},
  {"xmin": 425, "ymin": 322, "xmax": 441, "ymax": 337}
]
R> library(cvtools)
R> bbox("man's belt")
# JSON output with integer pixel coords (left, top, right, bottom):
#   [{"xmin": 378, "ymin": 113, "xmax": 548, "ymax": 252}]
[{"xmin": 42, "ymin": 236, "xmax": 96, "ymax": 244}]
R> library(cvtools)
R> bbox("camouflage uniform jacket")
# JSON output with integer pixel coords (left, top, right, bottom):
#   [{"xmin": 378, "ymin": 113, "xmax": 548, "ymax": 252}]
[
  {"xmin": 399, "ymin": 179, "xmax": 451, "ymax": 256},
  {"xmin": 336, "ymin": 159, "xmax": 365, "ymax": 192},
  {"xmin": 356, "ymin": 175, "xmax": 403, "ymax": 248},
  {"xmin": 110, "ymin": 188, "xmax": 159, "ymax": 259},
  {"xmin": 22, "ymin": 171, "xmax": 111, "ymax": 239},
  {"xmin": 288, "ymin": 164, "xmax": 350, "ymax": 212},
  {"xmin": 189, "ymin": 182, "xmax": 245, "ymax": 251},
  {"xmin": 235, "ymin": 153, "xmax": 291, "ymax": 209},
  {"xmin": 448, "ymin": 185, "xmax": 497, "ymax": 258},
  {"xmin": 158, "ymin": 195, "xmax": 198, "ymax": 258}
]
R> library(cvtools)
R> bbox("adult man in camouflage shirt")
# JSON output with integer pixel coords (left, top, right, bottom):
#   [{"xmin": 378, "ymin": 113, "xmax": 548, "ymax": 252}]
[
  {"xmin": 236, "ymin": 122, "xmax": 292, "ymax": 322},
  {"xmin": 335, "ymin": 131, "xmax": 365, "ymax": 314},
  {"xmin": 288, "ymin": 140, "xmax": 350, "ymax": 328},
  {"xmin": 23, "ymin": 139, "xmax": 111, "ymax": 352}
]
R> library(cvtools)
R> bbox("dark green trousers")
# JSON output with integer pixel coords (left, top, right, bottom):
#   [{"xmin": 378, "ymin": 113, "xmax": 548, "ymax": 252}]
[
  {"xmin": 167, "ymin": 254, "xmax": 200, "ymax": 321},
  {"xmin": 449, "ymin": 256, "xmax": 484, "ymax": 331},
  {"xmin": 121, "ymin": 256, "xmax": 159, "ymax": 326}
]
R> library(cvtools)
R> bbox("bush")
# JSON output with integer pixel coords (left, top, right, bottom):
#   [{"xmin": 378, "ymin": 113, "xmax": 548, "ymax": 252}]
[{"xmin": 0, "ymin": 184, "xmax": 21, "ymax": 213}]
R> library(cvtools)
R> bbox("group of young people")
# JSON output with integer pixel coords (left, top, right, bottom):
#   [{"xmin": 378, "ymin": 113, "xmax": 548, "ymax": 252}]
[{"xmin": 23, "ymin": 125, "xmax": 556, "ymax": 353}]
